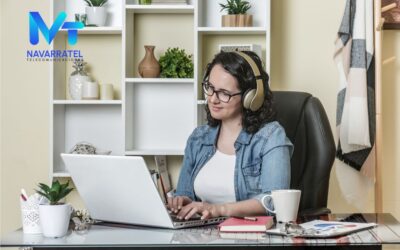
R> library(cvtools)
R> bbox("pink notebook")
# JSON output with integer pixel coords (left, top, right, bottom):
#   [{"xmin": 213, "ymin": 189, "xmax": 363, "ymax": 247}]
[{"xmin": 218, "ymin": 216, "xmax": 274, "ymax": 232}]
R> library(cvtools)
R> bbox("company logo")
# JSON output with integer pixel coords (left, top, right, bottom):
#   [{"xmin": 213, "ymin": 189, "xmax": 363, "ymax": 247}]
[
  {"xmin": 29, "ymin": 11, "xmax": 84, "ymax": 45},
  {"xmin": 27, "ymin": 12, "xmax": 84, "ymax": 62}
]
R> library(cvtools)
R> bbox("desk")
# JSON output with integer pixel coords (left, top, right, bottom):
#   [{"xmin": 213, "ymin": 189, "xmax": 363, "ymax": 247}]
[{"xmin": 1, "ymin": 213, "xmax": 400, "ymax": 249}]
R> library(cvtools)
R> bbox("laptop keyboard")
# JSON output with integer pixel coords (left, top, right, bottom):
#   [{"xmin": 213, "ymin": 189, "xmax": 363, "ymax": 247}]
[{"xmin": 170, "ymin": 213, "xmax": 203, "ymax": 222}]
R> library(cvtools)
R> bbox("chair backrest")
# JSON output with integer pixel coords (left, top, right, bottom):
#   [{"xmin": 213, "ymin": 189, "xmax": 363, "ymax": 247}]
[{"xmin": 273, "ymin": 91, "xmax": 336, "ymax": 213}]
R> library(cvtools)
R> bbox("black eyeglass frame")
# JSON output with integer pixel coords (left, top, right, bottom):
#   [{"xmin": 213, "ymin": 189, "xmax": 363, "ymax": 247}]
[{"xmin": 202, "ymin": 81, "xmax": 242, "ymax": 103}]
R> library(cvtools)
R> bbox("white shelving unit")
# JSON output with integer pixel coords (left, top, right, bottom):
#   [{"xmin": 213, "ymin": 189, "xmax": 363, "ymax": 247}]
[
  {"xmin": 49, "ymin": 0, "xmax": 270, "ymax": 179},
  {"xmin": 50, "ymin": 0, "xmax": 124, "ymax": 178}
]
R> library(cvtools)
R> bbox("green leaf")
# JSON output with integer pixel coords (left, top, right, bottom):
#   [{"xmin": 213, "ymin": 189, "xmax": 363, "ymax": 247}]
[
  {"xmin": 35, "ymin": 180, "xmax": 73, "ymax": 205},
  {"xmin": 219, "ymin": 0, "xmax": 251, "ymax": 14},
  {"xmin": 84, "ymin": 0, "xmax": 108, "ymax": 7},
  {"xmin": 159, "ymin": 47, "xmax": 193, "ymax": 78}
]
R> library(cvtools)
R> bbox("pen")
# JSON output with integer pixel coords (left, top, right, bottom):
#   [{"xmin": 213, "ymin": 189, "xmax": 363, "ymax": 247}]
[
  {"xmin": 232, "ymin": 216, "xmax": 258, "ymax": 221},
  {"xmin": 20, "ymin": 189, "xmax": 28, "ymax": 202},
  {"xmin": 20, "ymin": 194, "xmax": 27, "ymax": 202}
]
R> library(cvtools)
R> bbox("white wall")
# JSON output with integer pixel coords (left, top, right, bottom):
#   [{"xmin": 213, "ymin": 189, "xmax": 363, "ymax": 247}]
[{"xmin": 1, "ymin": 0, "xmax": 51, "ymax": 235}]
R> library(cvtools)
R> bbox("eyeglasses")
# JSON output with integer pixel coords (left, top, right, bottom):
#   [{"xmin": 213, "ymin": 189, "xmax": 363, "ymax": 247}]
[{"xmin": 202, "ymin": 81, "xmax": 242, "ymax": 103}]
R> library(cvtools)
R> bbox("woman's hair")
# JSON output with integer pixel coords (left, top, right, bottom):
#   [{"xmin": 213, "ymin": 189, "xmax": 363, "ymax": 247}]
[{"xmin": 203, "ymin": 51, "xmax": 276, "ymax": 134}]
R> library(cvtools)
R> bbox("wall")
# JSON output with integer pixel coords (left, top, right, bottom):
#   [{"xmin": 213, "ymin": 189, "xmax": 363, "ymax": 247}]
[
  {"xmin": 1, "ymin": 0, "xmax": 400, "ymax": 236},
  {"xmin": 1, "ymin": 0, "xmax": 51, "ymax": 235}
]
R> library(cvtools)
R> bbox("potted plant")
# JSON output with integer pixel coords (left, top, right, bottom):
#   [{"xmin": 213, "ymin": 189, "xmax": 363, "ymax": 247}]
[
  {"xmin": 138, "ymin": 0, "xmax": 152, "ymax": 4},
  {"xmin": 36, "ymin": 180, "xmax": 74, "ymax": 238},
  {"xmin": 84, "ymin": 0, "xmax": 108, "ymax": 27},
  {"xmin": 159, "ymin": 48, "xmax": 194, "ymax": 78},
  {"xmin": 219, "ymin": 0, "xmax": 252, "ymax": 27}
]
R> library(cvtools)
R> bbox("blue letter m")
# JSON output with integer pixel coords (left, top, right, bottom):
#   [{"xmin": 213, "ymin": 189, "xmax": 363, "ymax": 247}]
[
  {"xmin": 29, "ymin": 12, "xmax": 83, "ymax": 45},
  {"xmin": 29, "ymin": 12, "xmax": 67, "ymax": 45}
]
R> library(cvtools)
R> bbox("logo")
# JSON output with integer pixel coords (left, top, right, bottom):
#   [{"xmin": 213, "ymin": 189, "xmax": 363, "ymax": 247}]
[
  {"xmin": 27, "ymin": 12, "xmax": 84, "ymax": 62},
  {"xmin": 29, "ymin": 11, "xmax": 84, "ymax": 45}
]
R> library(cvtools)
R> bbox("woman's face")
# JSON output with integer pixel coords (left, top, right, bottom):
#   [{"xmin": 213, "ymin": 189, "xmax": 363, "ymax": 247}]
[{"xmin": 207, "ymin": 64, "xmax": 242, "ymax": 122}]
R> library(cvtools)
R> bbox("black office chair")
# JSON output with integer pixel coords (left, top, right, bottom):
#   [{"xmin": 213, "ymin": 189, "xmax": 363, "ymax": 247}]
[{"xmin": 273, "ymin": 91, "xmax": 336, "ymax": 216}]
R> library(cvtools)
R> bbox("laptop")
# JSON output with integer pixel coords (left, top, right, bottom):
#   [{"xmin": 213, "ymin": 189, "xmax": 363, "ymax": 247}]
[{"xmin": 61, "ymin": 154, "xmax": 226, "ymax": 229}]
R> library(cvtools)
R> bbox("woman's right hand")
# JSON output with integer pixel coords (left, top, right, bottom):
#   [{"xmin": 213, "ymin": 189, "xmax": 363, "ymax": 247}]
[{"xmin": 167, "ymin": 196, "xmax": 192, "ymax": 213}]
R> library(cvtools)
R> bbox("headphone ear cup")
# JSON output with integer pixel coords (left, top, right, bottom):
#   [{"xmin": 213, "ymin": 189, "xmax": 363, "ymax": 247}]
[{"xmin": 242, "ymin": 88, "xmax": 256, "ymax": 109}]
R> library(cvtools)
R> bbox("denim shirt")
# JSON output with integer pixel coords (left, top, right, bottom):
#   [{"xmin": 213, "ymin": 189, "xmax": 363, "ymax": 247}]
[{"xmin": 175, "ymin": 121, "xmax": 293, "ymax": 210}]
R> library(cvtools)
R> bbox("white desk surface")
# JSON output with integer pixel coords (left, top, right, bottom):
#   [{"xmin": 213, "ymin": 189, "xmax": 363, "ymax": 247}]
[{"xmin": 1, "ymin": 213, "xmax": 400, "ymax": 248}]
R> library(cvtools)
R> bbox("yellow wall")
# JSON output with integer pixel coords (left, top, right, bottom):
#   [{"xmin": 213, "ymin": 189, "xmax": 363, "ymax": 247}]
[{"xmin": 1, "ymin": 0, "xmax": 400, "ymax": 236}]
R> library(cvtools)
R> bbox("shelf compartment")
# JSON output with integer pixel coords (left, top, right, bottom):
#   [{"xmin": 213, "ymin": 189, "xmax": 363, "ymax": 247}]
[
  {"xmin": 52, "ymin": 0, "xmax": 122, "ymax": 27},
  {"xmin": 125, "ymin": 81, "xmax": 195, "ymax": 154},
  {"xmin": 52, "ymin": 34, "xmax": 122, "ymax": 100},
  {"xmin": 126, "ymin": 4, "xmax": 194, "ymax": 14},
  {"xmin": 125, "ymin": 12, "xmax": 194, "ymax": 78},
  {"xmin": 52, "ymin": 105, "xmax": 124, "ymax": 174},
  {"xmin": 197, "ymin": 0, "xmax": 270, "ymax": 28}
]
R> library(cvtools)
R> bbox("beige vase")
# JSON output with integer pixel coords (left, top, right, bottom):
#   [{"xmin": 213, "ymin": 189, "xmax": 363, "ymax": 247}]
[{"xmin": 138, "ymin": 45, "xmax": 160, "ymax": 78}]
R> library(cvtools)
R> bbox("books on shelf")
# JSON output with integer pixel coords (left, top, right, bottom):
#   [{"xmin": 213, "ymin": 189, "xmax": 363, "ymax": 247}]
[
  {"xmin": 150, "ymin": 170, "xmax": 167, "ymax": 203},
  {"xmin": 155, "ymin": 155, "xmax": 172, "ymax": 193},
  {"xmin": 218, "ymin": 216, "xmax": 274, "ymax": 233}
]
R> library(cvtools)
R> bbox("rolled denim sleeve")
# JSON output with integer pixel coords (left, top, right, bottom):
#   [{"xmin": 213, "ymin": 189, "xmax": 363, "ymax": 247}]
[{"xmin": 253, "ymin": 125, "xmax": 293, "ymax": 212}]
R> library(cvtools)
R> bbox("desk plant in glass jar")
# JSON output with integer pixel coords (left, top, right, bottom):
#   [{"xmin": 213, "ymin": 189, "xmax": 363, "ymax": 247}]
[{"xmin": 69, "ymin": 59, "xmax": 90, "ymax": 100}]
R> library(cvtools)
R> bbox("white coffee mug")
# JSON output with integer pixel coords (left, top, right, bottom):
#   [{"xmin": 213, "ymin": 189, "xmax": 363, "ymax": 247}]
[{"xmin": 261, "ymin": 189, "xmax": 301, "ymax": 223}]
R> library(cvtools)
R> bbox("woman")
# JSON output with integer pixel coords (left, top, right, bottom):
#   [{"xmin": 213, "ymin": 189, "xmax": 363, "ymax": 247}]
[{"xmin": 167, "ymin": 51, "xmax": 293, "ymax": 220}]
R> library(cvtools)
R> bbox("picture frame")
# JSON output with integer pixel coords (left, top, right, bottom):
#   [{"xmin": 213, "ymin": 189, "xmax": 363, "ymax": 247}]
[{"xmin": 382, "ymin": 0, "xmax": 400, "ymax": 29}]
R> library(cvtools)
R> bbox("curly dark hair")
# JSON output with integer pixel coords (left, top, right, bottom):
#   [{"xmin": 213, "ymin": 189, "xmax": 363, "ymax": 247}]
[{"xmin": 203, "ymin": 51, "xmax": 276, "ymax": 134}]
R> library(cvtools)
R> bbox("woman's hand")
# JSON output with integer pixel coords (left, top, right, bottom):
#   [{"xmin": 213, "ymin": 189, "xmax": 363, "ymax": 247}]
[
  {"xmin": 167, "ymin": 196, "xmax": 192, "ymax": 213},
  {"xmin": 177, "ymin": 202, "xmax": 221, "ymax": 220}
]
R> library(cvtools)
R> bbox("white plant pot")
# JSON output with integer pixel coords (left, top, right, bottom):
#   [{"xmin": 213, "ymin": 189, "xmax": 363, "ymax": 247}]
[
  {"xmin": 39, "ymin": 204, "xmax": 72, "ymax": 238},
  {"xmin": 85, "ymin": 7, "xmax": 107, "ymax": 26}
]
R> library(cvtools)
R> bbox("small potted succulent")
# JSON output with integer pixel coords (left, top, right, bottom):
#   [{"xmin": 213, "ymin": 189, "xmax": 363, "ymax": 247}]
[
  {"xmin": 36, "ymin": 180, "xmax": 74, "ymax": 238},
  {"xmin": 84, "ymin": 0, "xmax": 108, "ymax": 26},
  {"xmin": 159, "ymin": 48, "xmax": 194, "ymax": 78},
  {"xmin": 220, "ymin": 0, "xmax": 252, "ymax": 27}
]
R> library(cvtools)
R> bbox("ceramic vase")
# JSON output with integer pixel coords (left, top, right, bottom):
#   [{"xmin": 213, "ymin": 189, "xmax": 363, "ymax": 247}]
[
  {"xmin": 69, "ymin": 61, "xmax": 90, "ymax": 100},
  {"xmin": 138, "ymin": 45, "xmax": 160, "ymax": 78}
]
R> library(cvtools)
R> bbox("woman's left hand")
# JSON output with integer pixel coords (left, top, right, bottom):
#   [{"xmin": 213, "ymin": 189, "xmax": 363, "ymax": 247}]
[{"xmin": 176, "ymin": 202, "xmax": 220, "ymax": 220}]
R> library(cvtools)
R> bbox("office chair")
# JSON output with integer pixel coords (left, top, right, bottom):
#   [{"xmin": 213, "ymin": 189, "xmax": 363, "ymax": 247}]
[{"xmin": 273, "ymin": 91, "xmax": 336, "ymax": 216}]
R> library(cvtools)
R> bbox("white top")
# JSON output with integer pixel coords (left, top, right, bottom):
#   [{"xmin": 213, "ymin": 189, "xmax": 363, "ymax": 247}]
[{"xmin": 193, "ymin": 150, "xmax": 236, "ymax": 204}]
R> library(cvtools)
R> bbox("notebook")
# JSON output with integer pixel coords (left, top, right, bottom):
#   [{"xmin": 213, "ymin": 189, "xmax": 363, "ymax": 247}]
[
  {"xmin": 218, "ymin": 216, "xmax": 274, "ymax": 232},
  {"xmin": 61, "ymin": 154, "xmax": 226, "ymax": 229}
]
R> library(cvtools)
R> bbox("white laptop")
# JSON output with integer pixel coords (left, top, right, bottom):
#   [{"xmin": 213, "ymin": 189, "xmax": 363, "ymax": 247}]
[{"xmin": 61, "ymin": 154, "xmax": 226, "ymax": 229}]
